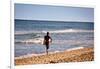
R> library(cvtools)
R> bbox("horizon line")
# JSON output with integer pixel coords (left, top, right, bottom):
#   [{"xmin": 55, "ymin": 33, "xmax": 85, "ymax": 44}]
[{"xmin": 15, "ymin": 19, "xmax": 94, "ymax": 23}]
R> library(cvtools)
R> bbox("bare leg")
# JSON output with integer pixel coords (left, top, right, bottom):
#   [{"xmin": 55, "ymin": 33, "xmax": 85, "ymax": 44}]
[
  {"xmin": 46, "ymin": 49, "xmax": 48, "ymax": 55},
  {"xmin": 46, "ymin": 45, "xmax": 49, "ymax": 55}
]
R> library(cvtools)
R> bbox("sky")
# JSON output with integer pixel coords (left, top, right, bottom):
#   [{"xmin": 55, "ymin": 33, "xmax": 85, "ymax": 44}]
[{"xmin": 15, "ymin": 3, "xmax": 94, "ymax": 22}]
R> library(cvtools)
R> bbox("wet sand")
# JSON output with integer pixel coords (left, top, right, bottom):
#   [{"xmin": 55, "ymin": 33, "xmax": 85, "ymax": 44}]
[{"xmin": 15, "ymin": 47, "xmax": 94, "ymax": 65}]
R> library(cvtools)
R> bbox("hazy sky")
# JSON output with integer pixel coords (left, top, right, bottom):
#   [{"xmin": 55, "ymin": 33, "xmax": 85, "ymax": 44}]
[{"xmin": 15, "ymin": 3, "xmax": 94, "ymax": 22}]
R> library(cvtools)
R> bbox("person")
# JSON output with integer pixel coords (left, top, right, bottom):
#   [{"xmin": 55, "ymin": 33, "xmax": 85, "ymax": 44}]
[{"xmin": 43, "ymin": 32, "xmax": 52, "ymax": 55}]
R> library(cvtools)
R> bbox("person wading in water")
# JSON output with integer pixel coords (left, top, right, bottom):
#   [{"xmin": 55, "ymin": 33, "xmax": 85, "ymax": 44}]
[{"xmin": 43, "ymin": 32, "xmax": 52, "ymax": 55}]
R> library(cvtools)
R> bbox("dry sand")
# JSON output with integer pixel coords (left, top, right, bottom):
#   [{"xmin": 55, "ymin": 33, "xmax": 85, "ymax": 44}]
[{"xmin": 15, "ymin": 47, "xmax": 94, "ymax": 65}]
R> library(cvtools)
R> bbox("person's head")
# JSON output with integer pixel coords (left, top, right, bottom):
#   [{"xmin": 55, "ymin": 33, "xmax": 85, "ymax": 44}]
[{"xmin": 47, "ymin": 32, "xmax": 49, "ymax": 36}]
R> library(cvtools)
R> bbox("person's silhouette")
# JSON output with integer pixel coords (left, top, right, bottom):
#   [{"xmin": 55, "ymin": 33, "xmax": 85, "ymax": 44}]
[{"xmin": 43, "ymin": 32, "xmax": 52, "ymax": 55}]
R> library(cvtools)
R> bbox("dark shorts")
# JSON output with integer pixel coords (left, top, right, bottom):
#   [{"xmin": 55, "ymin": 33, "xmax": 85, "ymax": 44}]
[{"xmin": 45, "ymin": 42, "xmax": 49, "ymax": 49}]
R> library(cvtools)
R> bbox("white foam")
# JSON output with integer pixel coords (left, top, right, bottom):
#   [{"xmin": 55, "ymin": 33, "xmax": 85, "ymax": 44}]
[
  {"xmin": 66, "ymin": 47, "xmax": 84, "ymax": 51},
  {"xmin": 42, "ymin": 29, "xmax": 93, "ymax": 33},
  {"xmin": 16, "ymin": 37, "xmax": 52, "ymax": 44},
  {"xmin": 20, "ymin": 38, "xmax": 44, "ymax": 44},
  {"xmin": 15, "ymin": 29, "xmax": 93, "ymax": 35}
]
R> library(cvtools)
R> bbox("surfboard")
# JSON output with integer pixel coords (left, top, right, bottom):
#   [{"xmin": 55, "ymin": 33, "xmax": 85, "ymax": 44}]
[{"xmin": 43, "ymin": 39, "xmax": 52, "ymax": 45}]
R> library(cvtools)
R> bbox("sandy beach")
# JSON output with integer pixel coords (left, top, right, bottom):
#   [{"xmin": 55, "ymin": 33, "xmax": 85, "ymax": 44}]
[{"xmin": 15, "ymin": 47, "xmax": 94, "ymax": 65}]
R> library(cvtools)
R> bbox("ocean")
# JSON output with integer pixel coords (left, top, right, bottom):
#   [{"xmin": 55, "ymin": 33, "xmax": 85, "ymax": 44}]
[{"xmin": 15, "ymin": 19, "xmax": 94, "ymax": 57}]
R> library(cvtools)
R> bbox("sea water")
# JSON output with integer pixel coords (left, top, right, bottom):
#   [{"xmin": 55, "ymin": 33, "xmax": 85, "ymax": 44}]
[{"xmin": 15, "ymin": 19, "xmax": 94, "ymax": 57}]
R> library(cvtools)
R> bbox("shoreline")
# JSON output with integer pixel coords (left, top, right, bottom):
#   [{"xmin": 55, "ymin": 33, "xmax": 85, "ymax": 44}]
[
  {"xmin": 15, "ymin": 47, "xmax": 84, "ymax": 59},
  {"xmin": 15, "ymin": 47, "xmax": 94, "ymax": 65}
]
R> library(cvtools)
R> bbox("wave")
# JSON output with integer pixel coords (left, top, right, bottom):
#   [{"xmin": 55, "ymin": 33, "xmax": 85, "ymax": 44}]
[
  {"xmin": 15, "ymin": 37, "xmax": 94, "ymax": 46},
  {"xmin": 15, "ymin": 30, "xmax": 40, "ymax": 35},
  {"xmin": 15, "ymin": 29, "xmax": 93, "ymax": 35},
  {"xmin": 42, "ymin": 29, "xmax": 93, "ymax": 33},
  {"xmin": 16, "ymin": 37, "xmax": 53, "ymax": 44},
  {"xmin": 15, "ymin": 38, "xmax": 44, "ymax": 44}
]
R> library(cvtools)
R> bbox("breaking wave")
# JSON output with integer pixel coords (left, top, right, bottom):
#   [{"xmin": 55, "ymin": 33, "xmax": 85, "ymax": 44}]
[
  {"xmin": 15, "ymin": 29, "xmax": 93, "ymax": 35},
  {"xmin": 15, "ymin": 38, "xmax": 44, "ymax": 44}
]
